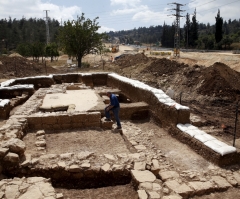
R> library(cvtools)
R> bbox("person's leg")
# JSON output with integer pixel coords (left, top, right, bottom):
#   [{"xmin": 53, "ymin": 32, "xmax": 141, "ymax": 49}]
[
  {"xmin": 112, "ymin": 107, "xmax": 121, "ymax": 128},
  {"xmin": 105, "ymin": 106, "xmax": 111, "ymax": 120}
]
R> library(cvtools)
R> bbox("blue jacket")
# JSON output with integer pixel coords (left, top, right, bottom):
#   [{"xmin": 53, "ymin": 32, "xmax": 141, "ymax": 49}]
[{"xmin": 110, "ymin": 94, "xmax": 120, "ymax": 108}]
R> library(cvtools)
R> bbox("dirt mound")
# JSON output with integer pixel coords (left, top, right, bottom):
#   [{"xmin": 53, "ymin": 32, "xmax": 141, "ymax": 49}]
[
  {"xmin": 9, "ymin": 53, "xmax": 22, "ymax": 57},
  {"xmin": 114, "ymin": 54, "xmax": 149, "ymax": 68},
  {"xmin": 0, "ymin": 56, "xmax": 59, "ymax": 79},
  {"xmin": 142, "ymin": 58, "xmax": 188, "ymax": 76},
  {"xmin": 197, "ymin": 62, "xmax": 240, "ymax": 100}
]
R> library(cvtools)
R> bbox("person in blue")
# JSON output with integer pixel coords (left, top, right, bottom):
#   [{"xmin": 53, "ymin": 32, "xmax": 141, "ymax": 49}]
[{"xmin": 105, "ymin": 91, "xmax": 122, "ymax": 129}]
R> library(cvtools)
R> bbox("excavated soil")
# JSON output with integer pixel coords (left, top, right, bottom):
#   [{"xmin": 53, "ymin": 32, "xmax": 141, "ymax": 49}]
[
  {"xmin": 1, "ymin": 52, "xmax": 240, "ymax": 199},
  {"xmin": 55, "ymin": 184, "xmax": 138, "ymax": 199},
  {"xmin": 113, "ymin": 54, "xmax": 240, "ymax": 141},
  {"xmin": 23, "ymin": 129, "xmax": 132, "ymax": 158},
  {"xmin": 0, "ymin": 55, "xmax": 59, "ymax": 78}
]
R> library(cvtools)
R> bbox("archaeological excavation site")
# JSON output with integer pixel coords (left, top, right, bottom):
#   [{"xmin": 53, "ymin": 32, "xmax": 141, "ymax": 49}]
[{"xmin": 0, "ymin": 72, "xmax": 240, "ymax": 199}]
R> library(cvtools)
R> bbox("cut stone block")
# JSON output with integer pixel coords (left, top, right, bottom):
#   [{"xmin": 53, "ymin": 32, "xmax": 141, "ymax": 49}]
[
  {"xmin": 134, "ymin": 145, "xmax": 147, "ymax": 150},
  {"xmin": 188, "ymin": 181, "xmax": 214, "ymax": 195},
  {"xmin": 165, "ymin": 180, "xmax": 193, "ymax": 198},
  {"xmin": 128, "ymin": 153, "xmax": 141, "ymax": 159},
  {"xmin": 36, "ymin": 130, "xmax": 45, "ymax": 136},
  {"xmin": 212, "ymin": 176, "xmax": 232, "ymax": 191},
  {"xmin": 159, "ymin": 171, "xmax": 180, "ymax": 181},
  {"xmin": 104, "ymin": 154, "xmax": 116, "ymax": 161},
  {"xmin": 60, "ymin": 153, "xmax": 73, "ymax": 160},
  {"xmin": 101, "ymin": 118, "xmax": 114, "ymax": 129},
  {"xmin": 18, "ymin": 184, "xmax": 43, "ymax": 199},
  {"xmin": 147, "ymin": 191, "xmax": 160, "ymax": 199},
  {"xmin": 139, "ymin": 182, "xmax": 153, "ymax": 190},
  {"xmin": 77, "ymin": 151, "xmax": 94, "ymax": 160},
  {"xmin": 162, "ymin": 195, "xmax": 182, "ymax": 199},
  {"xmin": 131, "ymin": 170, "xmax": 156, "ymax": 183},
  {"xmin": 151, "ymin": 159, "xmax": 160, "ymax": 175},
  {"xmin": 233, "ymin": 172, "xmax": 240, "ymax": 185},
  {"xmin": 4, "ymin": 138, "xmax": 26, "ymax": 155},
  {"xmin": 134, "ymin": 161, "xmax": 146, "ymax": 170},
  {"xmin": 56, "ymin": 193, "xmax": 64, "ymax": 199},
  {"xmin": 153, "ymin": 183, "xmax": 162, "ymax": 191},
  {"xmin": 226, "ymin": 175, "xmax": 238, "ymax": 187},
  {"xmin": 81, "ymin": 163, "xmax": 91, "ymax": 168},
  {"xmin": 0, "ymin": 147, "xmax": 9, "ymax": 158},
  {"xmin": 35, "ymin": 140, "xmax": 46, "ymax": 147},
  {"xmin": 68, "ymin": 165, "xmax": 81, "ymax": 173},
  {"xmin": 5, "ymin": 184, "xmax": 20, "ymax": 199},
  {"xmin": 137, "ymin": 190, "xmax": 148, "ymax": 199},
  {"xmin": 101, "ymin": 163, "xmax": 111, "ymax": 172},
  {"xmin": 3, "ymin": 152, "xmax": 19, "ymax": 163},
  {"xmin": 57, "ymin": 161, "xmax": 66, "ymax": 169}
]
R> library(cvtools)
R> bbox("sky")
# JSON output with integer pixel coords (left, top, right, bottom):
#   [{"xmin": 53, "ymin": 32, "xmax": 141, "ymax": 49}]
[{"xmin": 0, "ymin": 0, "xmax": 240, "ymax": 32}]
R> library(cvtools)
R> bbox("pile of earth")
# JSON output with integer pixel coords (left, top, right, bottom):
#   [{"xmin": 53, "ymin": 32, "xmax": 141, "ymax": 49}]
[
  {"xmin": 0, "ymin": 55, "xmax": 59, "ymax": 79},
  {"xmin": 115, "ymin": 54, "xmax": 240, "ymax": 101},
  {"xmin": 141, "ymin": 57, "xmax": 188, "ymax": 76},
  {"xmin": 114, "ymin": 53, "xmax": 149, "ymax": 68},
  {"xmin": 196, "ymin": 62, "xmax": 240, "ymax": 100}
]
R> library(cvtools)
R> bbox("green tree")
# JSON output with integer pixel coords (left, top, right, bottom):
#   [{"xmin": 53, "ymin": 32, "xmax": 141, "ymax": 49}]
[
  {"xmin": 201, "ymin": 34, "xmax": 214, "ymax": 50},
  {"xmin": 221, "ymin": 35, "xmax": 233, "ymax": 49},
  {"xmin": 58, "ymin": 13, "xmax": 106, "ymax": 68},
  {"xmin": 16, "ymin": 43, "xmax": 31, "ymax": 57},
  {"xmin": 45, "ymin": 43, "xmax": 59, "ymax": 62},
  {"xmin": 184, "ymin": 13, "xmax": 191, "ymax": 48},
  {"xmin": 31, "ymin": 42, "xmax": 45, "ymax": 61},
  {"xmin": 161, "ymin": 22, "xmax": 167, "ymax": 46},
  {"xmin": 215, "ymin": 9, "xmax": 223, "ymax": 44},
  {"xmin": 189, "ymin": 9, "xmax": 198, "ymax": 47}
]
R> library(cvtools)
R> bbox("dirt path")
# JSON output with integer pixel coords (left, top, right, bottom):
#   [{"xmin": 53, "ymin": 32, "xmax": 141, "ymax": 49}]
[{"xmin": 133, "ymin": 121, "xmax": 213, "ymax": 171}]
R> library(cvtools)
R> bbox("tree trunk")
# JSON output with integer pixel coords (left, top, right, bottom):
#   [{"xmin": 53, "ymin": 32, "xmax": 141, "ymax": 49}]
[{"xmin": 78, "ymin": 56, "xmax": 82, "ymax": 68}]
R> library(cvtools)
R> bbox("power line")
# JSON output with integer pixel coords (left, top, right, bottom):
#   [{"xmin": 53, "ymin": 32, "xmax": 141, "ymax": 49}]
[
  {"xmin": 197, "ymin": 0, "xmax": 240, "ymax": 14},
  {"xmin": 185, "ymin": 0, "xmax": 217, "ymax": 11}
]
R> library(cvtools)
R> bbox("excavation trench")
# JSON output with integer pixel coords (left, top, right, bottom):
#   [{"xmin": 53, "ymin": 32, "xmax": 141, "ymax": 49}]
[
  {"xmin": 3, "ymin": 166, "xmax": 133, "ymax": 189},
  {"xmin": 2, "ymin": 125, "xmax": 141, "ymax": 189}
]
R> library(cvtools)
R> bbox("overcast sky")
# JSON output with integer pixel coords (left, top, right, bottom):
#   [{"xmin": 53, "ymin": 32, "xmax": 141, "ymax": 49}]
[{"xmin": 0, "ymin": 0, "xmax": 240, "ymax": 32}]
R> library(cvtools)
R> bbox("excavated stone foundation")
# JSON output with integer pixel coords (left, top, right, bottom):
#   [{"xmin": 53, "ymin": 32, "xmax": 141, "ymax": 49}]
[{"xmin": 0, "ymin": 72, "xmax": 239, "ymax": 199}]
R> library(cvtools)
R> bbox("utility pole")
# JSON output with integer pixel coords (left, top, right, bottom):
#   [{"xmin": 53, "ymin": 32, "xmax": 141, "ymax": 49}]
[
  {"xmin": 43, "ymin": 10, "xmax": 50, "ymax": 45},
  {"xmin": 168, "ymin": 3, "xmax": 185, "ymax": 58}
]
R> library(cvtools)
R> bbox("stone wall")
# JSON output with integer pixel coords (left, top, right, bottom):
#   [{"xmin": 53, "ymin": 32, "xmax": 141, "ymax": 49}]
[
  {"xmin": 52, "ymin": 73, "xmax": 108, "ymax": 87},
  {"xmin": 169, "ymin": 125, "xmax": 239, "ymax": 166},
  {"xmin": 90, "ymin": 101, "xmax": 149, "ymax": 120},
  {"xmin": 27, "ymin": 112, "xmax": 101, "ymax": 130},
  {"xmin": 0, "ymin": 87, "xmax": 34, "ymax": 98},
  {"xmin": 0, "ymin": 100, "xmax": 11, "ymax": 120},
  {"xmin": 107, "ymin": 75, "xmax": 190, "ymax": 127},
  {"xmin": 14, "ymin": 77, "xmax": 55, "ymax": 89}
]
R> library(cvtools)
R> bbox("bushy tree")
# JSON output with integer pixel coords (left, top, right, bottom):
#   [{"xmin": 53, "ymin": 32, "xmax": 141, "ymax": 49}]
[
  {"xmin": 45, "ymin": 43, "xmax": 59, "ymax": 62},
  {"xmin": 58, "ymin": 13, "xmax": 106, "ymax": 67},
  {"xmin": 16, "ymin": 43, "xmax": 32, "ymax": 57},
  {"xmin": 221, "ymin": 35, "xmax": 233, "ymax": 49}
]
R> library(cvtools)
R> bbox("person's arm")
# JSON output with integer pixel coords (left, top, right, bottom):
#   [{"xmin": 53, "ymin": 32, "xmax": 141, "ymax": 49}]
[
  {"xmin": 106, "ymin": 105, "xmax": 114, "ymax": 111},
  {"xmin": 106, "ymin": 95, "xmax": 117, "ymax": 111}
]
